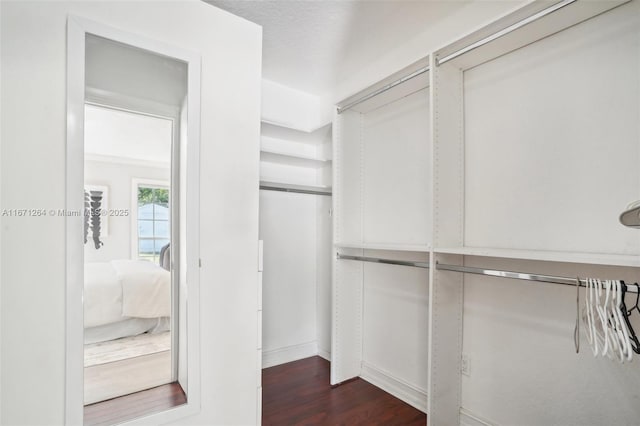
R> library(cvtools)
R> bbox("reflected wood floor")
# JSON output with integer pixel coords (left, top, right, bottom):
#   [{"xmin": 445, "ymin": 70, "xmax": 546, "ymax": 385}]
[
  {"xmin": 84, "ymin": 382, "xmax": 185, "ymax": 426},
  {"xmin": 263, "ymin": 356, "xmax": 426, "ymax": 425}
]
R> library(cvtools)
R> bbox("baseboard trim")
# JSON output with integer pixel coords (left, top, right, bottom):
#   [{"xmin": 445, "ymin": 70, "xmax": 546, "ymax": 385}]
[
  {"xmin": 360, "ymin": 362, "xmax": 428, "ymax": 413},
  {"xmin": 262, "ymin": 341, "xmax": 318, "ymax": 368},
  {"xmin": 317, "ymin": 348, "xmax": 331, "ymax": 362},
  {"xmin": 460, "ymin": 408, "xmax": 496, "ymax": 426}
]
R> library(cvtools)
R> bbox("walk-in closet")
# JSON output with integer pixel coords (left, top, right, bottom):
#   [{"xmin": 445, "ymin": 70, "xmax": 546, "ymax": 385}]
[
  {"xmin": 329, "ymin": 0, "xmax": 640, "ymax": 424},
  {"xmin": 256, "ymin": 0, "xmax": 640, "ymax": 424},
  {"xmin": 3, "ymin": 0, "xmax": 640, "ymax": 425}
]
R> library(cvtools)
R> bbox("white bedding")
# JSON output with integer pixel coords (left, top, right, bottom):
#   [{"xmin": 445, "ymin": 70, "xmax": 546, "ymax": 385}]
[
  {"xmin": 112, "ymin": 259, "xmax": 171, "ymax": 318},
  {"xmin": 84, "ymin": 260, "xmax": 171, "ymax": 329},
  {"xmin": 84, "ymin": 318, "xmax": 170, "ymax": 345}
]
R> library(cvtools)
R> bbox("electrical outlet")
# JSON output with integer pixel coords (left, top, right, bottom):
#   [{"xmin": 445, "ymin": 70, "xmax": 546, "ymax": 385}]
[{"xmin": 461, "ymin": 353, "xmax": 470, "ymax": 377}]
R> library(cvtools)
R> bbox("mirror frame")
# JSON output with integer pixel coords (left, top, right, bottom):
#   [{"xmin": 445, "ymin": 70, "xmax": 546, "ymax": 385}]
[{"xmin": 66, "ymin": 15, "xmax": 201, "ymax": 425}]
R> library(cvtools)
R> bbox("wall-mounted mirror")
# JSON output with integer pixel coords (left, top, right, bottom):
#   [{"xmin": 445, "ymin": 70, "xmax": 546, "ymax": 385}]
[
  {"xmin": 83, "ymin": 34, "xmax": 186, "ymax": 421},
  {"xmin": 67, "ymin": 19, "xmax": 201, "ymax": 425}
]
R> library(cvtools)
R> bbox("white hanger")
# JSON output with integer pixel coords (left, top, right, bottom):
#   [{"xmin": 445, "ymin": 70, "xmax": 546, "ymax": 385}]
[
  {"xmin": 582, "ymin": 278, "xmax": 598, "ymax": 356},
  {"xmin": 580, "ymin": 277, "xmax": 635, "ymax": 362},
  {"xmin": 612, "ymin": 280, "xmax": 633, "ymax": 362},
  {"xmin": 594, "ymin": 278, "xmax": 610, "ymax": 357},
  {"xmin": 574, "ymin": 276, "xmax": 580, "ymax": 353},
  {"xmin": 604, "ymin": 280, "xmax": 624, "ymax": 361}
]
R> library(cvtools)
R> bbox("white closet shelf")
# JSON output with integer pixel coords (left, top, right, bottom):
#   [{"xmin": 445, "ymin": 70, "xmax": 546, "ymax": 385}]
[
  {"xmin": 433, "ymin": 246, "xmax": 640, "ymax": 268},
  {"xmin": 334, "ymin": 242, "xmax": 431, "ymax": 253},
  {"xmin": 260, "ymin": 149, "xmax": 331, "ymax": 169}
]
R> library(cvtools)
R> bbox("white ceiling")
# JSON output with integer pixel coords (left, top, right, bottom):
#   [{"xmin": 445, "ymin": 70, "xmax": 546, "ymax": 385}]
[{"xmin": 205, "ymin": 0, "xmax": 473, "ymax": 97}]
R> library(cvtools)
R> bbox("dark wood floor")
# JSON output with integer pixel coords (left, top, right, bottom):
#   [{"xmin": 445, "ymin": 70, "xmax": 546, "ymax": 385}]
[
  {"xmin": 84, "ymin": 357, "xmax": 425, "ymax": 425},
  {"xmin": 83, "ymin": 382, "xmax": 186, "ymax": 426},
  {"xmin": 263, "ymin": 356, "xmax": 426, "ymax": 425}
]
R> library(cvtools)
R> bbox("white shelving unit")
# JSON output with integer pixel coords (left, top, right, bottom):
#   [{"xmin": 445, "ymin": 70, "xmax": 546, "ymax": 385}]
[
  {"xmin": 428, "ymin": 1, "xmax": 634, "ymax": 424},
  {"xmin": 260, "ymin": 148, "xmax": 331, "ymax": 169},
  {"xmin": 332, "ymin": 1, "xmax": 638, "ymax": 425},
  {"xmin": 332, "ymin": 57, "xmax": 432, "ymax": 409},
  {"xmin": 335, "ymin": 242, "xmax": 431, "ymax": 253},
  {"xmin": 433, "ymin": 247, "xmax": 640, "ymax": 268}
]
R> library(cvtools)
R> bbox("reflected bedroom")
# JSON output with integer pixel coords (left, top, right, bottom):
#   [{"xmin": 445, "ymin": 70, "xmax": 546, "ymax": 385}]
[{"xmin": 81, "ymin": 33, "xmax": 188, "ymax": 422}]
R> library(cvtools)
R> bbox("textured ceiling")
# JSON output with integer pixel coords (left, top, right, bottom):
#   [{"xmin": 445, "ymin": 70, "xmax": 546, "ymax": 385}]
[{"xmin": 205, "ymin": 0, "xmax": 472, "ymax": 97}]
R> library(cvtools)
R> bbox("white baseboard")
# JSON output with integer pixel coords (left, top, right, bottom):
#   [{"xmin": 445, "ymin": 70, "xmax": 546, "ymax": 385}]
[
  {"xmin": 460, "ymin": 408, "xmax": 496, "ymax": 426},
  {"xmin": 360, "ymin": 362, "xmax": 428, "ymax": 413},
  {"xmin": 262, "ymin": 341, "xmax": 318, "ymax": 368},
  {"xmin": 317, "ymin": 348, "xmax": 331, "ymax": 362}
]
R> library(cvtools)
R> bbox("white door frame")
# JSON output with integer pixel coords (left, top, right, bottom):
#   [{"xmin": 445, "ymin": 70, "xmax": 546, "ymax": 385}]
[{"xmin": 66, "ymin": 15, "xmax": 201, "ymax": 425}]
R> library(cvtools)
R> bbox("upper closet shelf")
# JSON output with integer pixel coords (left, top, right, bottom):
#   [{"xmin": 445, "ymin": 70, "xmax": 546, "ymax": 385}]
[
  {"xmin": 435, "ymin": 0, "xmax": 628, "ymax": 71},
  {"xmin": 433, "ymin": 247, "xmax": 640, "ymax": 268},
  {"xmin": 335, "ymin": 242, "xmax": 431, "ymax": 253},
  {"xmin": 260, "ymin": 148, "xmax": 331, "ymax": 169}
]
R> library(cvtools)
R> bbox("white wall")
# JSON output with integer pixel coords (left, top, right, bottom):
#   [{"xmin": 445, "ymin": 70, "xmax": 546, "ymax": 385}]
[
  {"xmin": 259, "ymin": 190, "xmax": 318, "ymax": 366},
  {"xmin": 84, "ymin": 159, "xmax": 170, "ymax": 263},
  {"xmin": 262, "ymin": 79, "xmax": 332, "ymax": 132},
  {"xmin": 0, "ymin": 1, "xmax": 261, "ymax": 425}
]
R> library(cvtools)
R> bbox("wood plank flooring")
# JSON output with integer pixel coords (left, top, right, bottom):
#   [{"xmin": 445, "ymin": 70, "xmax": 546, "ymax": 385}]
[
  {"xmin": 84, "ymin": 382, "xmax": 185, "ymax": 426},
  {"xmin": 85, "ymin": 356, "xmax": 425, "ymax": 425},
  {"xmin": 263, "ymin": 356, "xmax": 426, "ymax": 425}
]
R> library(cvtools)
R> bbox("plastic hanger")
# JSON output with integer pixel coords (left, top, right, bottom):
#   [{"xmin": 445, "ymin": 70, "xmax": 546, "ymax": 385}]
[
  {"xmin": 607, "ymin": 280, "xmax": 626, "ymax": 362},
  {"xmin": 594, "ymin": 278, "xmax": 610, "ymax": 357},
  {"xmin": 613, "ymin": 280, "xmax": 633, "ymax": 361},
  {"xmin": 574, "ymin": 276, "xmax": 580, "ymax": 353},
  {"xmin": 620, "ymin": 281, "xmax": 640, "ymax": 355},
  {"xmin": 582, "ymin": 278, "xmax": 599, "ymax": 356},
  {"xmin": 626, "ymin": 284, "xmax": 640, "ymax": 317}
]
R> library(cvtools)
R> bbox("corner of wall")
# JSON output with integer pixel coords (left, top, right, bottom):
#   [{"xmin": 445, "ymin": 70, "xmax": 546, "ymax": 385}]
[{"xmin": 262, "ymin": 79, "xmax": 332, "ymax": 132}]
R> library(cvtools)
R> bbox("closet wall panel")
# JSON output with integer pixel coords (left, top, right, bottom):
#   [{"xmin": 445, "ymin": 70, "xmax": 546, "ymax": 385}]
[
  {"xmin": 461, "ymin": 256, "xmax": 640, "ymax": 425},
  {"xmin": 332, "ymin": 61, "xmax": 432, "ymax": 401},
  {"xmin": 331, "ymin": 249, "xmax": 364, "ymax": 384},
  {"xmin": 463, "ymin": 3, "xmax": 640, "ymax": 255},
  {"xmin": 335, "ymin": 110, "xmax": 363, "ymax": 245},
  {"xmin": 259, "ymin": 190, "xmax": 318, "ymax": 365},
  {"xmin": 361, "ymin": 251, "xmax": 429, "ymax": 398},
  {"xmin": 316, "ymin": 195, "xmax": 333, "ymax": 360},
  {"xmin": 363, "ymin": 89, "xmax": 431, "ymax": 246},
  {"xmin": 455, "ymin": 2, "xmax": 640, "ymax": 425}
]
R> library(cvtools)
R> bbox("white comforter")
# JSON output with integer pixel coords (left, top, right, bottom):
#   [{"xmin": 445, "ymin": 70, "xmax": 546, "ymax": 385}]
[{"xmin": 84, "ymin": 260, "xmax": 171, "ymax": 328}]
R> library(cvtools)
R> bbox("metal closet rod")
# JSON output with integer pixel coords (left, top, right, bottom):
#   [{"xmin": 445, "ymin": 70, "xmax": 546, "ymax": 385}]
[
  {"xmin": 336, "ymin": 253, "xmax": 430, "ymax": 269},
  {"xmin": 436, "ymin": 263, "xmax": 640, "ymax": 294},
  {"xmin": 335, "ymin": 255, "xmax": 639, "ymax": 293},
  {"xmin": 336, "ymin": 65, "xmax": 430, "ymax": 115},
  {"xmin": 436, "ymin": 0, "xmax": 576, "ymax": 66},
  {"xmin": 259, "ymin": 182, "xmax": 332, "ymax": 196}
]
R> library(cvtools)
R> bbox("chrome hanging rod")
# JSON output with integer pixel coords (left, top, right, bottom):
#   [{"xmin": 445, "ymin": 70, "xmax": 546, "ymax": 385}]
[
  {"xmin": 337, "ymin": 253, "xmax": 430, "ymax": 269},
  {"xmin": 260, "ymin": 181, "xmax": 332, "ymax": 196},
  {"xmin": 436, "ymin": 0, "xmax": 577, "ymax": 66},
  {"xmin": 436, "ymin": 263, "xmax": 639, "ymax": 294},
  {"xmin": 337, "ymin": 66, "xmax": 430, "ymax": 114}
]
